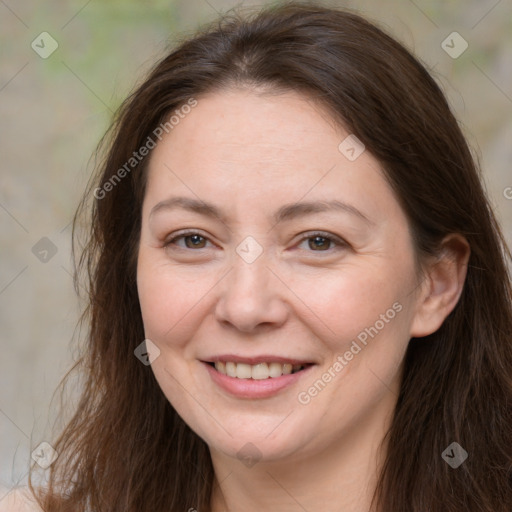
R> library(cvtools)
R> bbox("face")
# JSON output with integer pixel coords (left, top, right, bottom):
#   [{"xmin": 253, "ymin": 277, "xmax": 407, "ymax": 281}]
[{"xmin": 136, "ymin": 88, "xmax": 424, "ymax": 465}]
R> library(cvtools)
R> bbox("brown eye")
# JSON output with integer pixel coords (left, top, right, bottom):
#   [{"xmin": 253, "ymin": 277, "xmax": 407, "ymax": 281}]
[
  {"xmin": 183, "ymin": 234, "xmax": 207, "ymax": 249},
  {"xmin": 164, "ymin": 231, "xmax": 212, "ymax": 250},
  {"xmin": 296, "ymin": 231, "xmax": 346, "ymax": 253},
  {"xmin": 308, "ymin": 236, "xmax": 332, "ymax": 251}
]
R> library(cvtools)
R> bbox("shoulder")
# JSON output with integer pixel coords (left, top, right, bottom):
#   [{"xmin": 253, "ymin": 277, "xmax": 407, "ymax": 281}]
[{"xmin": 0, "ymin": 487, "xmax": 44, "ymax": 512}]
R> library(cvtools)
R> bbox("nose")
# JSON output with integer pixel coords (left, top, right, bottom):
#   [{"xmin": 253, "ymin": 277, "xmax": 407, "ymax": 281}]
[{"xmin": 214, "ymin": 251, "xmax": 289, "ymax": 333}]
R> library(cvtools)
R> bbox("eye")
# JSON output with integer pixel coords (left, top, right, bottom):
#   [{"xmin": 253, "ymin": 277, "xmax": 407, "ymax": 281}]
[
  {"xmin": 295, "ymin": 231, "xmax": 347, "ymax": 253},
  {"xmin": 164, "ymin": 230, "xmax": 213, "ymax": 250},
  {"xmin": 163, "ymin": 230, "xmax": 348, "ymax": 254}
]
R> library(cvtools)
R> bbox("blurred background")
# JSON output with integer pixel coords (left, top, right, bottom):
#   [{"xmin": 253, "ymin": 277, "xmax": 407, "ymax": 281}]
[{"xmin": 1, "ymin": 0, "xmax": 511, "ymax": 497}]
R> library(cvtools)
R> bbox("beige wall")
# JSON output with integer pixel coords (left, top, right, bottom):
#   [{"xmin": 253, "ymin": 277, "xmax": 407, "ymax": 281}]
[{"xmin": 1, "ymin": 0, "xmax": 511, "ymax": 495}]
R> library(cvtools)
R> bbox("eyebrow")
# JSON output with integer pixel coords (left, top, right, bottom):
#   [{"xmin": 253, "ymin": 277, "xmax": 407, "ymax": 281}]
[{"xmin": 149, "ymin": 196, "xmax": 373, "ymax": 225}]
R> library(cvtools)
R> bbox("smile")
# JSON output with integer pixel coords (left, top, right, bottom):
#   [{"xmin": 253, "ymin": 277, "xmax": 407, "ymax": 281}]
[
  {"xmin": 211, "ymin": 361, "xmax": 307, "ymax": 379},
  {"xmin": 202, "ymin": 359, "xmax": 314, "ymax": 399}
]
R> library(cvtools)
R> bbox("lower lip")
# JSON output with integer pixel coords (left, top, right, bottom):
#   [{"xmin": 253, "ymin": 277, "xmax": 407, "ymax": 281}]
[{"xmin": 203, "ymin": 362, "xmax": 313, "ymax": 399}]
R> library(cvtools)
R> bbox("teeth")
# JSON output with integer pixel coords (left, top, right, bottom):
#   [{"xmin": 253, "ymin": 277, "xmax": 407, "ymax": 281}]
[
  {"xmin": 252, "ymin": 363, "xmax": 269, "ymax": 380},
  {"xmin": 269, "ymin": 362, "xmax": 283, "ymax": 378},
  {"xmin": 213, "ymin": 361, "xmax": 305, "ymax": 379},
  {"xmin": 236, "ymin": 363, "xmax": 252, "ymax": 379},
  {"xmin": 226, "ymin": 362, "xmax": 236, "ymax": 377}
]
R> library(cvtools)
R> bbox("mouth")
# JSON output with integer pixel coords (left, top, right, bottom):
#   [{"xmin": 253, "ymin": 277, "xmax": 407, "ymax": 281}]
[
  {"xmin": 206, "ymin": 361, "xmax": 311, "ymax": 379},
  {"xmin": 201, "ymin": 358, "xmax": 315, "ymax": 399}
]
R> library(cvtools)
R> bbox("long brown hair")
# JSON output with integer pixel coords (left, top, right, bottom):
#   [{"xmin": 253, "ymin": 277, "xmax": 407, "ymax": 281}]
[{"xmin": 28, "ymin": 2, "xmax": 512, "ymax": 510}]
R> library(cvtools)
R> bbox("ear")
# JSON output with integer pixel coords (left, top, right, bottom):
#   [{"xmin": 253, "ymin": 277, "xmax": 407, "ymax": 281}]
[{"xmin": 410, "ymin": 234, "xmax": 470, "ymax": 338}]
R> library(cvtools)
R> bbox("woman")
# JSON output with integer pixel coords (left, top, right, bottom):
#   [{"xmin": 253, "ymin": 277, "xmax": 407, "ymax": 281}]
[{"xmin": 10, "ymin": 2, "xmax": 512, "ymax": 511}]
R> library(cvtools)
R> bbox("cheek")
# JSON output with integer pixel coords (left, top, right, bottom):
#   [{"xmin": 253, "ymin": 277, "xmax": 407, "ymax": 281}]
[
  {"xmin": 136, "ymin": 254, "xmax": 214, "ymax": 347},
  {"xmin": 286, "ymin": 261, "xmax": 411, "ymax": 349}
]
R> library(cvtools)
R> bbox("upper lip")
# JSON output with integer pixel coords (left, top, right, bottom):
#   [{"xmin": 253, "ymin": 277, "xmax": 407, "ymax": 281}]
[{"xmin": 202, "ymin": 354, "xmax": 315, "ymax": 365}]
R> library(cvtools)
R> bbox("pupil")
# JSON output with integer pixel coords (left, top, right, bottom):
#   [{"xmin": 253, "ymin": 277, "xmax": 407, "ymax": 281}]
[
  {"xmin": 187, "ymin": 235, "xmax": 204, "ymax": 248},
  {"xmin": 310, "ymin": 236, "xmax": 329, "ymax": 250}
]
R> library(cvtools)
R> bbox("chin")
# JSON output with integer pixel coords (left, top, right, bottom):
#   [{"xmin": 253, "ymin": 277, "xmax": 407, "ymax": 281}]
[{"xmin": 202, "ymin": 418, "xmax": 322, "ymax": 466}]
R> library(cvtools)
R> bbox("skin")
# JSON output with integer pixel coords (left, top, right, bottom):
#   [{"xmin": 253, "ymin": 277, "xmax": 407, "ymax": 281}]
[{"xmin": 136, "ymin": 88, "xmax": 470, "ymax": 512}]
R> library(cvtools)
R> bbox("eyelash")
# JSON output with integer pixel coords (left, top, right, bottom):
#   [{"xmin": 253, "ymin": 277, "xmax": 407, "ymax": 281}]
[{"xmin": 163, "ymin": 229, "xmax": 348, "ymax": 254}]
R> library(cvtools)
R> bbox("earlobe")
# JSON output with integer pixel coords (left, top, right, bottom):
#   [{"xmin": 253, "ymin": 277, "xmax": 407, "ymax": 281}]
[{"xmin": 410, "ymin": 234, "xmax": 470, "ymax": 338}]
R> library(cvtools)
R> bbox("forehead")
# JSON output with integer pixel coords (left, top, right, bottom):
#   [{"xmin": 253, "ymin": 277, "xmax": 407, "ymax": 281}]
[
  {"xmin": 150, "ymin": 88, "xmax": 344, "ymax": 169},
  {"xmin": 143, "ymin": 88, "xmax": 400, "ymax": 225}
]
